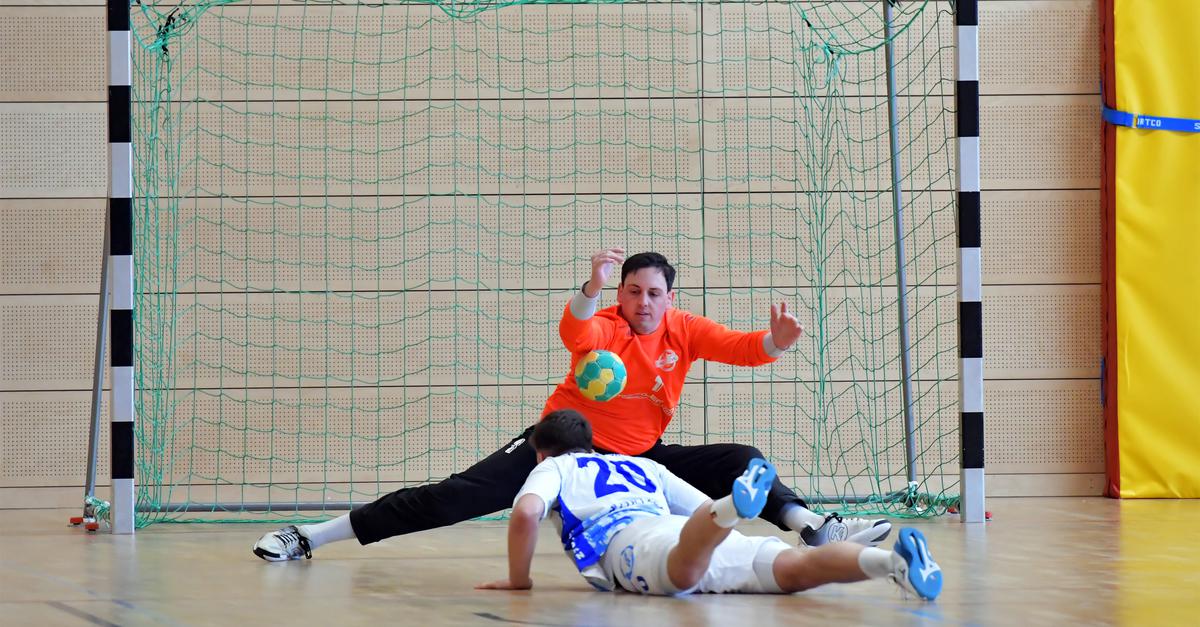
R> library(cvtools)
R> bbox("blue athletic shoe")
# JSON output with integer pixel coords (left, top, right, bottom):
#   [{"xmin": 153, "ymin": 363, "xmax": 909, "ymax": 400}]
[
  {"xmin": 731, "ymin": 458, "xmax": 776, "ymax": 519},
  {"xmin": 890, "ymin": 528, "xmax": 943, "ymax": 601}
]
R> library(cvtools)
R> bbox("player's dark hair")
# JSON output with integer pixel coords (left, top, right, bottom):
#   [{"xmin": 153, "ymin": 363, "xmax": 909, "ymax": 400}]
[
  {"xmin": 532, "ymin": 409, "xmax": 594, "ymax": 456},
  {"xmin": 621, "ymin": 252, "xmax": 676, "ymax": 291}
]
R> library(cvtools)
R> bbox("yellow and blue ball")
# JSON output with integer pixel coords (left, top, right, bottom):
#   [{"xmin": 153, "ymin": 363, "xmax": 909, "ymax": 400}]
[{"xmin": 574, "ymin": 350, "xmax": 628, "ymax": 402}]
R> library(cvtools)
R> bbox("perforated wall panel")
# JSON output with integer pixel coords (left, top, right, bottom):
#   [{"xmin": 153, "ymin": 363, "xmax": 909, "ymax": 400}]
[
  {"xmin": 173, "ymin": 4, "xmax": 699, "ymax": 102},
  {"xmin": 701, "ymin": 96, "xmax": 954, "ymax": 194},
  {"xmin": 985, "ymin": 379, "xmax": 1104, "ymax": 474},
  {"xmin": 703, "ymin": 191, "xmax": 957, "ymax": 289},
  {"xmin": 706, "ymin": 380, "xmax": 959, "ymax": 485},
  {"xmin": 980, "ymin": 95, "xmax": 1100, "ymax": 190},
  {"xmin": 983, "ymin": 190, "xmax": 1100, "ymax": 285},
  {"xmin": 702, "ymin": 286, "xmax": 958, "ymax": 384},
  {"xmin": 983, "ymin": 285, "xmax": 1101, "ymax": 379},
  {"xmin": 979, "ymin": 1, "xmax": 1098, "ymax": 96},
  {"xmin": 0, "ymin": 8, "xmax": 105, "ymax": 101},
  {"xmin": 168, "ymin": 99, "xmax": 701, "ymax": 198},
  {"xmin": 0, "ymin": 199, "xmax": 105, "ymax": 294},
  {"xmin": 700, "ymin": 2, "xmax": 953, "ymax": 98},
  {"xmin": 0, "ymin": 392, "xmax": 109, "ymax": 487},
  {"xmin": 158, "ymin": 194, "xmax": 703, "ymax": 293},
  {"xmin": 0, "ymin": 104, "xmax": 106, "ymax": 198},
  {"xmin": 0, "ymin": 296, "xmax": 99, "ymax": 391}
]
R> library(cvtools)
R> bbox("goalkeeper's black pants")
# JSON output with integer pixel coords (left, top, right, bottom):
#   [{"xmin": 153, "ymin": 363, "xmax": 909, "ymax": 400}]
[{"xmin": 348, "ymin": 424, "xmax": 809, "ymax": 545}]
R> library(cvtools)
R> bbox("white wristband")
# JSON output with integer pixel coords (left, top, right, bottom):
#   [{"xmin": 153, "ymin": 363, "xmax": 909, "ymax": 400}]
[
  {"xmin": 570, "ymin": 285, "xmax": 601, "ymax": 320},
  {"xmin": 763, "ymin": 333, "xmax": 786, "ymax": 358}
]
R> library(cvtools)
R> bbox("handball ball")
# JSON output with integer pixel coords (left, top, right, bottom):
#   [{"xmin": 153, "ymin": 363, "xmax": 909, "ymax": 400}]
[{"xmin": 574, "ymin": 350, "xmax": 627, "ymax": 402}]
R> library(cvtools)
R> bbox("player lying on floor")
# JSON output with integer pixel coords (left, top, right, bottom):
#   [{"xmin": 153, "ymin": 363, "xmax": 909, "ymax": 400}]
[{"xmin": 475, "ymin": 409, "xmax": 943, "ymax": 599}]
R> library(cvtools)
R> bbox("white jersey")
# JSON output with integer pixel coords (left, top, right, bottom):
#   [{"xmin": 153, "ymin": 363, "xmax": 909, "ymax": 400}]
[{"xmin": 515, "ymin": 452, "xmax": 708, "ymax": 588}]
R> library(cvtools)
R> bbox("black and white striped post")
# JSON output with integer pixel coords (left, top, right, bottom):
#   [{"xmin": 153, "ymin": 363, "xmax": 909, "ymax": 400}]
[
  {"xmin": 108, "ymin": 0, "xmax": 135, "ymax": 534},
  {"xmin": 956, "ymin": 0, "xmax": 985, "ymax": 523}
]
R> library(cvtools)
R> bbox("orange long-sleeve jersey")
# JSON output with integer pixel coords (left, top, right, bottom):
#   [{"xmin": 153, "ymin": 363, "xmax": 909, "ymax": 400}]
[{"xmin": 541, "ymin": 302, "xmax": 780, "ymax": 455}]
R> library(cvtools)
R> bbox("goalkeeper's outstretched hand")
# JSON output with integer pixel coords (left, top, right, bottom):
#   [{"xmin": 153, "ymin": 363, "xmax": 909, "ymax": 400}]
[{"xmin": 769, "ymin": 302, "xmax": 804, "ymax": 351}]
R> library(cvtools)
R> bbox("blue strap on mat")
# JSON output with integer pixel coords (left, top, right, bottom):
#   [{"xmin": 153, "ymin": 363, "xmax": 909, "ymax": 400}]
[{"xmin": 1103, "ymin": 105, "xmax": 1200, "ymax": 133}]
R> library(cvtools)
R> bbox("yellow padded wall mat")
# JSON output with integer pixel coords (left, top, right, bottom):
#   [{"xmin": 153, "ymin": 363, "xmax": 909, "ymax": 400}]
[{"xmin": 1113, "ymin": 0, "xmax": 1200, "ymax": 497}]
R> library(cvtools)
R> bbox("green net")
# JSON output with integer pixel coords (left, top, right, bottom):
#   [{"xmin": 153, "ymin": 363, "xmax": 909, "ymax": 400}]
[{"xmin": 129, "ymin": 0, "xmax": 960, "ymax": 526}]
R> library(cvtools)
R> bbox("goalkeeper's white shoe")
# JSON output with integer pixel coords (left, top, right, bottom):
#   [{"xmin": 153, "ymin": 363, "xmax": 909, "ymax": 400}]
[
  {"xmin": 253, "ymin": 525, "xmax": 313, "ymax": 562},
  {"xmin": 800, "ymin": 513, "xmax": 892, "ymax": 547}
]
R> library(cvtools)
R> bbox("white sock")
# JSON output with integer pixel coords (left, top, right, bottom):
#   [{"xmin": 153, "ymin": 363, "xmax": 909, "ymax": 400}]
[
  {"xmin": 300, "ymin": 514, "xmax": 356, "ymax": 550},
  {"xmin": 709, "ymin": 496, "xmax": 741, "ymax": 528},
  {"xmin": 781, "ymin": 504, "xmax": 827, "ymax": 533},
  {"xmin": 857, "ymin": 547, "xmax": 895, "ymax": 579}
]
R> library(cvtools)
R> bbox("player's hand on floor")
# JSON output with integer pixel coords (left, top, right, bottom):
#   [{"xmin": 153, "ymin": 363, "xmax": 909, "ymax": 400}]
[{"xmin": 476, "ymin": 577, "xmax": 533, "ymax": 591}]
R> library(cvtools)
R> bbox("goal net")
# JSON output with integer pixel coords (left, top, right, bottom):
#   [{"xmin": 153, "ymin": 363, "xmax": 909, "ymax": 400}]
[{"xmin": 127, "ymin": 0, "xmax": 960, "ymax": 525}]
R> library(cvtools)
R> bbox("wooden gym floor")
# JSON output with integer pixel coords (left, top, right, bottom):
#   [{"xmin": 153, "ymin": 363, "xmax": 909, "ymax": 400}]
[{"xmin": 1, "ymin": 498, "xmax": 1198, "ymax": 626}]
